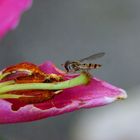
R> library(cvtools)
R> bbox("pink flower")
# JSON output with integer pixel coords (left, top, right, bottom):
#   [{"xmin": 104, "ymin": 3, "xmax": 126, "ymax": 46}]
[
  {"xmin": 0, "ymin": 0, "xmax": 32, "ymax": 38},
  {"xmin": 0, "ymin": 61, "xmax": 127, "ymax": 124}
]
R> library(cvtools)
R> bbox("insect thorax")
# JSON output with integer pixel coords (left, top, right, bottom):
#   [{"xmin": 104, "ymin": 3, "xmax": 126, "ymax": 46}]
[{"xmin": 64, "ymin": 61, "xmax": 80, "ymax": 72}]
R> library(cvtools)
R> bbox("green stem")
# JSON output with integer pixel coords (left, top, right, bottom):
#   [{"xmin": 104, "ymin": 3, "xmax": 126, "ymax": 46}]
[{"xmin": 0, "ymin": 72, "xmax": 90, "ymax": 94}]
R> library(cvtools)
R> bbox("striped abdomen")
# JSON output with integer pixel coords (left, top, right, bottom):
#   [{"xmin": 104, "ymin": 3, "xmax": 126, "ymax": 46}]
[{"xmin": 88, "ymin": 63, "xmax": 102, "ymax": 69}]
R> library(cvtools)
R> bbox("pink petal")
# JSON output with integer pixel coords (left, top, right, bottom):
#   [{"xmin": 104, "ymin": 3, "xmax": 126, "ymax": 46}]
[
  {"xmin": 0, "ymin": 0, "xmax": 32, "ymax": 38},
  {"xmin": 0, "ymin": 61, "xmax": 127, "ymax": 123}
]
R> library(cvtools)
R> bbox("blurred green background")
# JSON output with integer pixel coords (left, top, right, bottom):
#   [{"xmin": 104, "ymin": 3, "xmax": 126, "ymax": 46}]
[{"xmin": 0, "ymin": 0, "xmax": 140, "ymax": 140}]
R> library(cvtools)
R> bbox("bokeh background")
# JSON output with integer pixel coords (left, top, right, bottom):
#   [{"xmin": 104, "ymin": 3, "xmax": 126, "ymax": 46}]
[{"xmin": 0, "ymin": 0, "xmax": 140, "ymax": 140}]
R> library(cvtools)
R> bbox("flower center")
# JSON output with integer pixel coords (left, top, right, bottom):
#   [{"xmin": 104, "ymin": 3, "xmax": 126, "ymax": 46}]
[{"xmin": 0, "ymin": 62, "xmax": 90, "ymax": 110}]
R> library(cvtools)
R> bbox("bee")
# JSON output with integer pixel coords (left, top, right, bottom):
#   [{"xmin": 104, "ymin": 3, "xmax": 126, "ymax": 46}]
[{"xmin": 62, "ymin": 52, "xmax": 105, "ymax": 73}]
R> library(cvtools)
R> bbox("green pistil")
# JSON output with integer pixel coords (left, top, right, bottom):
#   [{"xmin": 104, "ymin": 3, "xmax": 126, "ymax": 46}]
[
  {"xmin": 0, "ymin": 80, "xmax": 15, "ymax": 88},
  {"xmin": 0, "ymin": 94, "xmax": 30, "ymax": 99},
  {"xmin": 0, "ymin": 72, "xmax": 90, "ymax": 95},
  {"xmin": 0, "ymin": 72, "xmax": 11, "ymax": 80}
]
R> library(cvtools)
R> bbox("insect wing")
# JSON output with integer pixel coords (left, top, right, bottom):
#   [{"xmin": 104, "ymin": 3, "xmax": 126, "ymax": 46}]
[{"xmin": 79, "ymin": 52, "xmax": 105, "ymax": 62}]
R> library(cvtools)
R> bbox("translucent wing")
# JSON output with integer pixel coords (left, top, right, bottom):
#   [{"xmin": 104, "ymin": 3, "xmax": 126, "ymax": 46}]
[{"xmin": 79, "ymin": 52, "xmax": 105, "ymax": 62}]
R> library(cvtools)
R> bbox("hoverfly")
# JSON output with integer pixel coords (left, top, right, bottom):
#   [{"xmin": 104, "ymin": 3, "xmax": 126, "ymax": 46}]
[{"xmin": 62, "ymin": 52, "xmax": 105, "ymax": 73}]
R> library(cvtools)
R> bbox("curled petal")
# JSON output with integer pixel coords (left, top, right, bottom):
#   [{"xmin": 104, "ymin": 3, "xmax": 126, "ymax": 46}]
[
  {"xmin": 0, "ymin": 0, "xmax": 32, "ymax": 38},
  {"xmin": 0, "ymin": 61, "xmax": 127, "ymax": 123}
]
